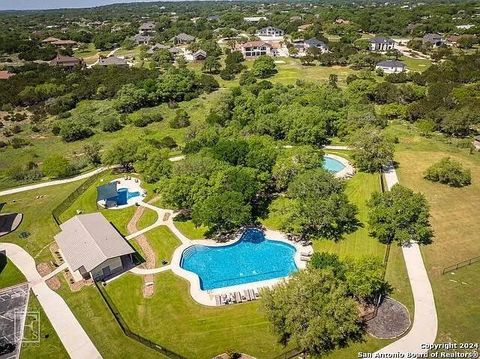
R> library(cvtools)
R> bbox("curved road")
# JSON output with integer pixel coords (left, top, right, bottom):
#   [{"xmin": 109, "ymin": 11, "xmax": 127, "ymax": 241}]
[
  {"xmin": 374, "ymin": 164, "xmax": 438, "ymax": 356},
  {"xmin": 0, "ymin": 243, "xmax": 101, "ymax": 358}
]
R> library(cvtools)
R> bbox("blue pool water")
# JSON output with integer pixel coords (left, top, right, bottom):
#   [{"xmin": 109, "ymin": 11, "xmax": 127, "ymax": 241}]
[
  {"xmin": 180, "ymin": 229, "xmax": 297, "ymax": 290},
  {"xmin": 323, "ymin": 156, "xmax": 346, "ymax": 173},
  {"xmin": 116, "ymin": 188, "xmax": 141, "ymax": 205}
]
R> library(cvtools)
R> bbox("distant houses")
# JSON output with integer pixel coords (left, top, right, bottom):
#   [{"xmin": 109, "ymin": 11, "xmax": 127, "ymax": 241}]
[
  {"xmin": 192, "ymin": 50, "xmax": 207, "ymax": 61},
  {"xmin": 171, "ymin": 33, "xmax": 196, "ymax": 45},
  {"xmin": 138, "ymin": 21, "xmax": 156, "ymax": 35},
  {"xmin": 243, "ymin": 16, "xmax": 267, "ymax": 23},
  {"xmin": 132, "ymin": 34, "xmax": 153, "ymax": 45},
  {"xmin": 49, "ymin": 54, "xmax": 83, "ymax": 67},
  {"xmin": 42, "ymin": 37, "xmax": 77, "ymax": 48},
  {"xmin": 376, "ymin": 60, "xmax": 406, "ymax": 73},
  {"xmin": 237, "ymin": 41, "xmax": 283, "ymax": 58},
  {"xmin": 97, "ymin": 56, "xmax": 128, "ymax": 67},
  {"xmin": 292, "ymin": 38, "xmax": 329, "ymax": 56},
  {"xmin": 369, "ymin": 37, "xmax": 396, "ymax": 51},
  {"xmin": 0, "ymin": 71, "xmax": 15, "ymax": 80},
  {"xmin": 423, "ymin": 33, "xmax": 444, "ymax": 47},
  {"xmin": 256, "ymin": 26, "xmax": 285, "ymax": 38}
]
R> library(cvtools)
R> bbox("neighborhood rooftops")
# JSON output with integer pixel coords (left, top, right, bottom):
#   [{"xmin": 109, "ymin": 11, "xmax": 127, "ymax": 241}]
[
  {"xmin": 377, "ymin": 60, "xmax": 406, "ymax": 68},
  {"xmin": 97, "ymin": 56, "xmax": 128, "ymax": 66},
  {"xmin": 369, "ymin": 37, "xmax": 395, "ymax": 44},
  {"xmin": 54, "ymin": 213, "xmax": 134, "ymax": 272},
  {"xmin": 305, "ymin": 38, "xmax": 327, "ymax": 48}
]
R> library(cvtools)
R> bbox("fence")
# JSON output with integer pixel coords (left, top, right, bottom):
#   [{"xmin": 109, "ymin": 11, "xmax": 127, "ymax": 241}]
[
  {"xmin": 95, "ymin": 281, "xmax": 187, "ymax": 359},
  {"xmin": 51, "ymin": 171, "xmax": 103, "ymax": 225},
  {"xmin": 272, "ymin": 348, "xmax": 305, "ymax": 359},
  {"xmin": 442, "ymin": 255, "xmax": 480, "ymax": 274}
]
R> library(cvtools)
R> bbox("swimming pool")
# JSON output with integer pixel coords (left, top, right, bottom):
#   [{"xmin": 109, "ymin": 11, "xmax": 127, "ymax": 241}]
[
  {"xmin": 180, "ymin": 229, "xmax": 297, "ymax": 290},
  {"xmin": 116, "ymin": 188, "xmax": 141, "ymax": 205},
  {"xmin": 323, "ymin": 156, "xmax": 346, "ymax": 173}
]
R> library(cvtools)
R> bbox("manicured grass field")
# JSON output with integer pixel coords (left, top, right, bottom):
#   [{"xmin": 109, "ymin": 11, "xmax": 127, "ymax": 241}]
[
  {"xmin": 0, "ymin": 259, "xmax": 26, "ymax": 289},
  {"xmin": 136, "ymin": 207, "xmax": 158, "ymax": 230},
  {"xmin": 144, "ymin": 225, "xmax": 181, "ymax": 264},
  {"xmin": 399, "ymin": 56, "xmax": 432, "ymax": 72},
  {"xmin": 20, "ymin": 293, "xmax": 68, "ymax": 359},
  {"xmin": 387, "ymin": 121, "xmax": 480, "ymax": 342},
  {"xmin": 173, "ymin": 220, "xmax": 207, "ymax": 240}
]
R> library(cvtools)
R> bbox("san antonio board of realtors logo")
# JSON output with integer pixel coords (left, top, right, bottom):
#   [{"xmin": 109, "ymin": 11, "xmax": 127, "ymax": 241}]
[{"xmin": 14, "ymin": 310, "xmax": 40, "ymax": 343}]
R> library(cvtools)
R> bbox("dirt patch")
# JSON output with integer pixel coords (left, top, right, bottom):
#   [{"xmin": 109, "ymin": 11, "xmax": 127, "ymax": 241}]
[
  {"xmin": 36, "ymin": 262, "xmax": 61, "ymax": 290},
  {"xmin": 366, "ymin": 297, "xmax": 411, "ymax": 339}
]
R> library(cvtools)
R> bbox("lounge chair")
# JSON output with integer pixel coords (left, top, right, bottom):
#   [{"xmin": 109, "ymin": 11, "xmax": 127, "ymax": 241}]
[
  {"xmin": 235, "ymin": 292, "xmax": 242, "ymax": 303},
  {"xmin": 215, "ymin": 295, "xmax": 221, "ymax": 306},
  {"xmin": 300, "ymin": 255, "xmax": 311, "ymax": 261},
  {"xmin": 249, "ymin": 289, "xmax": 256, "ymax": 300},
  {"xmin": 244, "ymin": 290, "xmax": 251, "ymax": 301},
  {"xmin": 300, "ymin": 251, "xmax": 312, "ymax": 256}
]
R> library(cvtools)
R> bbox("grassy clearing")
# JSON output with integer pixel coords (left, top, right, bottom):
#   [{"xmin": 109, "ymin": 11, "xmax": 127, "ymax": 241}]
[
  {"xmin": 0, "ymin": 258, "xmax": 26, "ymax": 288},
  {"xmin": 74, "ymin": 43, "xmax": 98, "ymax": 59},
  {"xmin": 20, "ymin": 293, "xmax": 68, "ymax": 359},
  {"xmin": 106, "ymin": 271, "xmax": 294, "ymax": 358},
  {"xmin": 0, "ymin": 181, "xmax": 84, "ymax": 263},
  {"xmin": 173, "ymin": 220, "xmax": 207, "ymax": 240},
  {"xmin": 387, "ymin": 121, "xmax": 480, "ymax": 342},
  {"xmin": 145, "ymin": 225, "xmax": 181, "ymax": 264},
  {"xmin": 399, "ymin": 56, "xmax": 432, "ymax": 72}
]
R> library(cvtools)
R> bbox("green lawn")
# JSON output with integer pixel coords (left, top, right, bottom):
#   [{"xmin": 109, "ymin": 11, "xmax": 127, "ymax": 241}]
[
  {"xmin": 136, "ymin": 207, "xmax": 158, "ymax": 230},
  {"xmin": 145, "ymin": 225, "xmax": 181, "ymax": 264},
  {"xmin": 20, "ymin": 293, "xmax": 68, "ymax": 359},
  {"xmin": 74, "ymin": 43, "xmax": 98, "ymax": 59},
  {"xmin": 0, "ymin": 258, "xmax": 26, "ymax": 288},
  {"xmin": 106, "ymin": 271, "xmax": 295, "ymax": 358},
  {"xmin": 399, "ymin": 56, "xmax": 432, "ymax": 72},
  {"xmin": 173, "ymin": 220, "xmax": 207, "ymax": 240},
  {"xmin": 0, "ymin": 181, "xmax": 85, "ymax": 263},
  {"xmin": 387, "ymin": 121, "xmax": 480, "ymax": 342}
]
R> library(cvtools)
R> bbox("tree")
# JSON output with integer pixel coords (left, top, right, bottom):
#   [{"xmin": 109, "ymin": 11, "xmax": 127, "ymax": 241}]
[
  {"xmin": 43, "ymin": 154, "xmax": 73, "ymax": 178},
  {"xmin": 101, "ymin": 115, "xmax": 122, "ymax": 132},
  {"xmin": 83, "ymin": 142, "xmax": 102, "ymax": 165},
  {"xmin": 252, "ymin": 55, "xmax": 277, "ymax": 78},
  {"xmin": 202, "ymin": 56, "xmax": 221, "ymax": 74},
  {"xmin": 151, "ymin": 49, "xmax": 173, "ymax": 69},
  {"xmin": 59, "ymin": 121, "xmax": 94, "ymax": 142},
  {"xmin": 169, "ymin": 109, "xmax": 190, "ymax": 128},
  {"xmin": 309, "ymin": 252, "xmax": 345, "ymax": 277},
  {"xmin": 102, "ymin": 140, "xmax": 139, "ymax": 171},
  {"xmin": 424, "ymin": 157, "xmax": 471, "ymax": 187},
  {"xmin": 262, "ymin": 269, "xmax": 362, "ymax": 356},
  {"xmin": 351, "ymin": 127, "xmax": 394, "ymax": 173},
  {"xmin": 192, "ymin": 191, "xmax": 251, "ymax": 232},
  {"xmin": 344, "ymin": 257, "xmax": 389, "ymax": 302},
  {"xmin": 368, "ymin": 184, "xmax": 433, "ymax": 245}
]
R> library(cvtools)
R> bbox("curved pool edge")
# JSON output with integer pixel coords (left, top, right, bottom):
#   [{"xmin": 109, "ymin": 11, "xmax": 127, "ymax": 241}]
[
  {"xmin": 169, "ymin": 229, "xmax": 313, "ymax": 306},
  {"xmin": 324, "ymin": 154, "xmax": 355, "ymax": 179}
]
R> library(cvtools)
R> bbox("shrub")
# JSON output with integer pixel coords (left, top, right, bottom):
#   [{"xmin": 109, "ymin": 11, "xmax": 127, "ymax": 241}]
[
  {"xmin": 59, "ymin": 121, "xmax": 94, "ymax": 142},
  {"xmin": 169, "ymin": 109, "xmax": 190, "ymax": 129},
  {"xmin": 424, "ymin": 157, "xmax": 471, "ymax": 187},
  {"xmin": 101, "ymin": 115, "xmax": 123, "ymax": 132},
  {"xmin": 10, "ymin": 137, "xmax": 30, "ymax": 149},
  {"xmin": 130, "ymin": 112, "xmax": 163, "ymax": 127},
  {"xmin": 43, "ymin": 155, "xmax": 73, "ymax": 178}
]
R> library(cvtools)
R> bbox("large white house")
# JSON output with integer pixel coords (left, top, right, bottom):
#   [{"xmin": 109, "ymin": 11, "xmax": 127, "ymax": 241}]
[
  {"xmin": 369, "ymin": 37, "xmax": 396, "ymax": 51},
  {"xmin": 256, "ymin": 26, "xmax": 285, "ymax": 39},
  {"xmin": 238, "ymin": 41, "xmax": 281, "ymax": 58},
  {"xmin": 376, "ymin": 60, "xmax": 406, "ymax": 73},
  {"xmin": 55, "ymin": 213, "xmax": 135, "ymax": 282}
]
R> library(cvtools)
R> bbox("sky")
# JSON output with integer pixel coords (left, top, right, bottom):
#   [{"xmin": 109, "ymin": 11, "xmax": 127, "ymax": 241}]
[{"xmin": 0, "ymin": 0, "xmax": 164, "ymax": 11}]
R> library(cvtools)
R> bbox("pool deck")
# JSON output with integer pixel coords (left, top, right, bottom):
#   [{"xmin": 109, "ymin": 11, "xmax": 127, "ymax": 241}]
[
  {"xmin": 169, "ymin": 228, "xmax": 313, "ymax": 306},
  {"xmin": 97, "ymin": 177, "xmax": 146, "ymax": 210},
  {"xmin": 324, "ymin": 154, "xmax": 355, "ymax": 179}
]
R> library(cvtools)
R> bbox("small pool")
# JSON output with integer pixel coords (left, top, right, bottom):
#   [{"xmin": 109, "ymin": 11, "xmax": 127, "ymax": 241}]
[
  {"xmin": 323, "ymin": 156, "xmax": 346, "ymax": 173},
  {"xmin": 180, "ymin": 229, "xmax": 297, "ymax": 290},
  {"xmin": 116, "ymin": 188, "xmax": 141, "ymax": 205}
]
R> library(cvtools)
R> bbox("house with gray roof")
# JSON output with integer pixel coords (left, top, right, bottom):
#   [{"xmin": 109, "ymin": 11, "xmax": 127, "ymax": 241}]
[
  {"xmin": 132, "ymin": 34, "xmax": 152, "ymax": 45},
  {"xmin": 139, "ymin": 21, "xmax": 156, "ymax": 35},
  {"xmin": 54, "ymin": 213, "xmax": 135, "ymax": 281},
  {"xmin": 376, "ymin": 60, "xmax": 406, "ymax": 73},
  {"xmin": 97, "ymin": 56, "xmax": 128, "ymax": 67},
  {"xmin": 256, "ymin": 26, "xmax": 285, "ymax": 38},
  {"xmin": 171, "ymin": 33, "xmax": 196, "ymax": 45},
  {"xmin": 369, "ymin": 37, "xmax": 396, "ymax": 51},
  {"xmin": 423, "ymin": 33, "xmax": 444, "ymax": 47},
  {"xmin": 147, "ymin": 43, "xmax": 169, "ymax": 54}
]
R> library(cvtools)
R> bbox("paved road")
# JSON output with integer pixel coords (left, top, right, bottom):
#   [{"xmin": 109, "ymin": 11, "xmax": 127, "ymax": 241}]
[
  {"xmin": 374, "ymin": 164, "xmax": 438, "ymax": 356},
  {"xmin": 0, "ymin": 167, "xmax": 110, "ymax": 197},
  {"xmin": 0, "ymin": 243, "xmax": 102, "ymax": 359}
]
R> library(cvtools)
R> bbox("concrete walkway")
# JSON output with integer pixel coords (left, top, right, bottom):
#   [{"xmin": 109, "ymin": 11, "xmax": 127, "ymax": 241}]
[
  {"xmin": 0, "ymin": 243, "xmax": 101, "ymax": 359},
  {"xmin": 130, "ymin": 265, "xmax": 172, "ymax": 275},
  {"xmin": 124, "ymin": 202, "xmax": 165, "ymax": 240},
  {"xmin": 0, "ymin": 167, "xmax": 111, "ymax": 197},
  {"xmin": 374, "ymin": 164, "xmax": 438, "ymax": 357}
]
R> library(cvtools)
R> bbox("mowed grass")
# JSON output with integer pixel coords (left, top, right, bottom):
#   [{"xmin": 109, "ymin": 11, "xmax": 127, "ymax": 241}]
[
  {"xmin": 0, "ymin": 181, "xmax": 85, "ymax": 263},
  {"xmin": 387, "ymin": 121, "xmax": 480, "ymax": 341},
  {"xmin": 145, "ymin": 225, "xmax": 181, "ymax": 264},
  {"xmin": 20, "ymin": 293, "xmax": 68, "ymax": 359},
  {"xmin": 0, "ymin": 258, "xmax": 26, "ymax": 288},
  {"xmin": 136, "ymin": 207, "xmax": 158, "ymax": 230},
  {"xmin": 106, "ymin": 271, "xmax": 294, "ymax": 358},
  {"xmin": 399, "ymin": 56, "xmax": 432, "ymax": 72},
  {"xmin": 173, "ymin": 220, "xmax": 207, "ymax": 240}
]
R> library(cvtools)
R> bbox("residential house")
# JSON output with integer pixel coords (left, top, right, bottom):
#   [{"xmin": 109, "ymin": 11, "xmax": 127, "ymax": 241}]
[
  {"xmin": 132, "ymin": 34, "xmax": 152, "ymax": 45},
  {"xmin": 171, "ymin": 33, "xmax": 196, "ymax": 45},
  {"xmin": 297, "ymin": 23, "xmax": 313, "ymax": 32},
  {"xmin": 335, "ymin": 18, "xmax": 351, "ymax": 25},
  {"xmin": 375, "ymin": 60, "xmax": 406, "ymax": 73},
  {"xmin": 51, "ymin": 39, "xmax": 77, "ymax": 48},
  {"xmin": 97, "ymin": 56, "xmax": 128, "ymax": 67},
  {"xmin": 369, "ymin": 37, "xmax": 396, "ymax": 51},
  {"xmin": 243, "ymin": 16, "xmax": 267, "ymax": 23},
  {"xmin": 147, "ymin": 43, "xmax": 169, "ymax": 54},
  {"xmin": 238, "ymin": 41, "xmax": 277, "ymax": 58},
  {"xmin": 0, "ymin": 71, "xmax": 15, "ymax": 80},
  {"xmin": 54, "ymin": 213, "xmax": 135, "ymax": 282},
  {"xmin": 256, "ymin": 26, "xmax": 285, "ymax": 38},
  {"xmin": 192, "ymin": 50, "xmax": 207, "ymax": 61},
  {"xmin": 207, "ymin": 15, "xmax": 220, "ymax": 21},
  {"xmin": 423, "ymin": 33, "xmax": 444, "ymax": 47},
  {"xmin": 49, "ymin": 54, "xmax": 83, "ymax": 67},
  {"xmin": 41, "ymin": 36, "xmax": 61, "ymax": 44},
  {"xmin": 139, "ymin": 21, "xmax": 156, "ymax": 35},
  {"xmin": 292, "ymin": 38, "xmax": 328, "ymax": 56}
]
